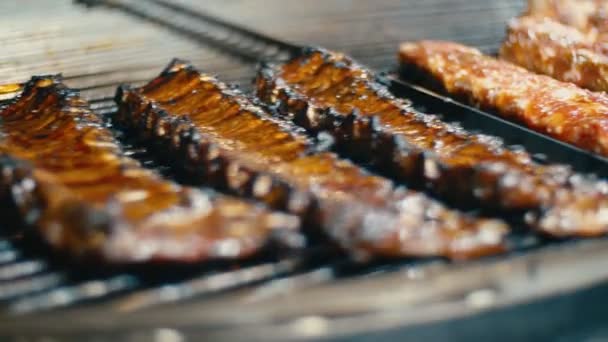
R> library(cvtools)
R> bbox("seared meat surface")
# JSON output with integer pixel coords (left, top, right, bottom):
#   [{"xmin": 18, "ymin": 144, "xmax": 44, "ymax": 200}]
[
  {"xmin": 526, "ymin": 0, "xmax": 608, "ymax": 39},
  {"xmin": 500, "ymin": 16, "xmax": 608, "ymax": 92},
  {"xmin": 399, "ymin": 41, "xmax": 608, "ymax": 160},
  {"xmin": 115, "ymin": 60, "xmax": 508, "ymax": 260},
  {"xmin": 0, "ymin": 75, "xmax": 300, "ymax": 263},
  {"xmin": 256, "ymin": 47, "xmax": 608, "ymax": 237}
]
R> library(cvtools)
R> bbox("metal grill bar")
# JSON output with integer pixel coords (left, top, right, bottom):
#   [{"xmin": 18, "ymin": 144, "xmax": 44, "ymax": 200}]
[
  {"xmin": 80, "ymin": 0, "xmax": 293, "ymax": 63},
  {"xmin": 9, "ymin": 275, "xmax": 138, "ymax": 314},
  {"xmin": 0, "ymin": 0, "xmax": 594, "ymax": 314}
]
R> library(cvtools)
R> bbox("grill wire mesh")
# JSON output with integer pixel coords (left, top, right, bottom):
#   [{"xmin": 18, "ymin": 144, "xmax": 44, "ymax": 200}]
[
  {"xmin": 0, "ymin": 0, "xmax": 339, "ymax": 318},
  {"xmin": 0, "ymin": 0, "xmax": 444, "ymax": 318},
  {"xmin": 4, "ymin": 1, "xmax": 608, "ymax": 341}
]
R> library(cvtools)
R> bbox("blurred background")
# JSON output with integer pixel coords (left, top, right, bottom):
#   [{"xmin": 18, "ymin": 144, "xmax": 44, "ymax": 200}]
[{"xmin": 1, "ymin": 0, "xmax": 525, "ymax": 89}]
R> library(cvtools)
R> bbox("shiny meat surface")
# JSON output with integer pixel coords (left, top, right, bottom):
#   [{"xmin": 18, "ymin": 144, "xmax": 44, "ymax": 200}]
[
  {"xmin": 115, "ymin": 59, "xmax": 508, "ymax": 260},
  {"xmin": 399, "ymin": 41, "xmax": 608, "ymax": 158},
  {"xmin": 500, "ymin": 16, "xmax": 608, "ymax": 92},
  {"xmin": 526, "ymin": 0, "xmax": 608, "ymax": 40},
  {"xmin": 0, "ymin": 75, "xmax": 301, "ymax": 263},
  {"xmin": 256, "ymin": 47, "xmax": 608, "ymax": 237}
]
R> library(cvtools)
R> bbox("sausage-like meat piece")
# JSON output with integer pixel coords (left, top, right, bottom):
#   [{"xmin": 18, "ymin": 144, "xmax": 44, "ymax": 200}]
[
  {"xmin": 115, "ymin": 59, "xmax": 508, "ymax": 260},
  {"xmin": 0, "ymin": 75, "xmax": 301, "ymax": 263},
  {"xmin": 399, "ymin": 40, "xmax": 608, "ymax": 158},
  {"xmin": 500, "ymin": 16, "xmax": 608, "ymax": 92},
  {"xmin": 256, "ymin": 46, "xmax": 608, "ymax": 237},
  {"xmin": 526, "ymin": 0, "xmax": 608, "ymax": 40}
]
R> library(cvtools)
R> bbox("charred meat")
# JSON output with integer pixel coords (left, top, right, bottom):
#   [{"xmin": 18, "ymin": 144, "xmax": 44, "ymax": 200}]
[
  {"xmin": 0, "ymin": 75, "xmax": 301, "ymax": 263},
  {"xmin": 256, "ymin": 46, "xmax": 608, "ymax": 237},
  {"xmin": 500, "ymin": 16, "xmax": 608, "ymax": 92},
  {"xmin": 115, "ymin": 59, "xmax": 508, "ymax": 260}
]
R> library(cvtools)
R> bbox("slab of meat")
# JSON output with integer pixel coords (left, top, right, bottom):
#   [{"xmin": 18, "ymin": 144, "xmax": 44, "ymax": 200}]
[
  {"xmin": 500, "ymin": 16, "xmax": 608, "ymax": 92},
  {"xmin": 526, "ymin": 0, "xmax": 608, "ymax": 40},
  {"xmin": 115, "ymin": 60, "xmax": 508, "ymax": 260},
  {"xmin": 0, "ymin": 75, "xmax": 301, "ymax": 263},
  {"xmin": 256, "ymin": 46, "xmax": 608, "ymax": 237},
  {"xmin": 399, "ymin": 40, "xmax": 608, "ymax": 159}
]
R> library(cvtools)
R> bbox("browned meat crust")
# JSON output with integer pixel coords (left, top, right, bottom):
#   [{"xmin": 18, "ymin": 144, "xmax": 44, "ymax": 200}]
[
  {"xmin": 500, "ymin": 16, "xmax": 608, "ymax": 92},
  {"xmin": 526, "ymin": 0, "xmax": 608, "ymax": 39},
  {"xmin": 399, "ymin": 41, "xmax": 608, "ymax": 159},
  {"xmin": 115, "ymin": 59, "xmax": 508, "ymax": 260},
  {"xmin": 0, "ymin": 75, "xmax": 301, "ymax": 263},
  {"xmin": 256, "ymin": 46, "xmax": 608, "ymax": 237}
]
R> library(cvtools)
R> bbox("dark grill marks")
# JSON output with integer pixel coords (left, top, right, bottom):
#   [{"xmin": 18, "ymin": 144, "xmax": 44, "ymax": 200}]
[
  {"xmin": 256, "ymin": 47, "xmax": 608, "ymax": 237},
  {"xmin": 115, "ymin": 59, "xmax": 508, "ymax": 260},
  {"xmin": 0, "ymin": 75, "xmax": 301, "ymax": 264}
]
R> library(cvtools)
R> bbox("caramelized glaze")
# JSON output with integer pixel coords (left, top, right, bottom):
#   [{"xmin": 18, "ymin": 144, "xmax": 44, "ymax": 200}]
[
  {"xmin": 526, "ymin": 0, "xmax": 608, "ymax": 40},
  {"xmin": 0, "ymin": 75, "xmax": 300, "ymax": 263},
  {"xmin": 256, "ymin": 47, "xmax": 608, "ymax": 237},
  {"xmin": 115, "ymin": 60, "xmax": 508, "ymax": 259},
  {"xmin": 501, "ymin": 16, "xmax": 608, "ymax": 92},
  {"xmin": 400, "ymin": 41, "xmax": 608, "ymax": 158}
]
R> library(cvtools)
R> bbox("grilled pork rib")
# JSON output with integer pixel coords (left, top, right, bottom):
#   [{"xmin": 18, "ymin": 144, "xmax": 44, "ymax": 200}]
[
  {"xmin": 0, "ymin": 75, "xmax": 301, "ymax": 263},
  {"xmin": 526, "ymin": 0, "xmax": 608, "ymax": 39},
  {"xmin": 399, "ymin": 41, "xmax": 608, "ymax": 159},
  {"xmin": 115, "ymin": 59, "xmax": 508, "ymax": 260},
  {"xmin": 500, "ymin": 16, "xmax": 608, "ymax": 92},
  {"xmin": 256, "ymin": 47, "xmax": 608, "ymax": 237}
]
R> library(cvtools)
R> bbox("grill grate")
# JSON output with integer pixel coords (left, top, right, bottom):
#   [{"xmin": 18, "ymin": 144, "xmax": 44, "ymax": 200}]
[{"xmin": 3, "ymin": 0, "xmax": 608, "ymax": 340}]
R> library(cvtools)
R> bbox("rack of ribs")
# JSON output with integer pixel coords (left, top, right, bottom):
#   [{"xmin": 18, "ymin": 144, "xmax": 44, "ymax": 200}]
[
  {"xmin": 256, "ymin": 46, "xmax": 608, "ymax": 237},
  {"xmin": 115, "ymin": 59, "xmax": 508, "ymax": 260},
  {"xmin": 0, "ymin": 75, "xmax": 301, "ymax": 263},
  {"xmin": 500, "ymin": 16, "xmax": 608, "ymax": 93},
  {"xmin": 525, "ymin": 0, "xmax": 608, "ymax": 39},
  {"xmin": 399, "ymin": 40, "xmax": 608, "ymax": 158}
]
